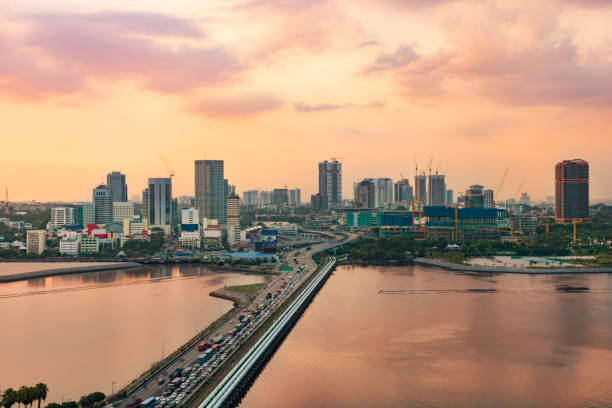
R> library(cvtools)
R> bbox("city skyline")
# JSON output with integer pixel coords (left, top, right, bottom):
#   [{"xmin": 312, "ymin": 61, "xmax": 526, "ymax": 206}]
[{"xmin": 1, "ymin": 1, "xmax": 611, "ymax": 202}]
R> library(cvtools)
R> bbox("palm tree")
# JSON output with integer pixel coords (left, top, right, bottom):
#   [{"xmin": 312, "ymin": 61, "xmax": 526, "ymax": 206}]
[
  {"xmin": 34, "ymin": 385, "xmax": 47, "ymax": 408},
  {"xmin": 3, "ymin": 388, "xmax": 17, "ymax": 408},
  {"xmin": 16, "ymin": 387, "xmax": 26, "ymax": 408}
]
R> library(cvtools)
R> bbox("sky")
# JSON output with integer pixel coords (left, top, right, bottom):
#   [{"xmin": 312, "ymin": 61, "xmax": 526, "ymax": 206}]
[{"xmin": 1, "ymin": 0, "xmax": 611, "ymax": 203}]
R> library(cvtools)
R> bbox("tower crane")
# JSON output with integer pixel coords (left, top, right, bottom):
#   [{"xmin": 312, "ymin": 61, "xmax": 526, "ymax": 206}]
[
  {"xmin": 435, "ymin": 161, "xmax": 442, "ymax": 174},
  {"xmin": 159, "ymin": 154, "xmax": 174, "ymax": 179},
  {"xmin": 492, "ymin": 169, "xmax": 509, "ymax": 208},
  {"xmin": 428, "ymin": 156, "xmax": 434, "ymax": 176}
]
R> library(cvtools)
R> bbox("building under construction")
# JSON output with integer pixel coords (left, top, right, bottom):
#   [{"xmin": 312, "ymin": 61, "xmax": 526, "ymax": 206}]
[{"xmin": 555, "ymin": 159, "xmax": 589, "ymax": 223}]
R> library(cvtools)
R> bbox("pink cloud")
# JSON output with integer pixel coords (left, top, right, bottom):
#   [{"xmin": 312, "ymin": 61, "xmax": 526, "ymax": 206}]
[{"xmin": 0, "ymin": 12, "xmax": 244, "ymax": 99}]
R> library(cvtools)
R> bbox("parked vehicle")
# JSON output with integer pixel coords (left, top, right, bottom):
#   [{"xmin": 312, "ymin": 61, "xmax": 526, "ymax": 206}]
[
  {"xmin": 140, "ymin": 397, "xmax": 157, "ymax": 408},
  {"xmin": 197, "ymin": 341, "xmax": 209, "ymax": 351}
]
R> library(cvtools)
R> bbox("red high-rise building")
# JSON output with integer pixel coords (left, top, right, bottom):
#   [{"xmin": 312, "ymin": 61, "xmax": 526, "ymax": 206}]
[{"xmin": 555, "ymin": 159, "xmax": 589, "ymax": 223}]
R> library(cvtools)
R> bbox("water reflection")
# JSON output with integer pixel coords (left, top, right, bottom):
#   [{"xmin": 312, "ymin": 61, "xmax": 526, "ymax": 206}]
[
  {"xmin": 0, "ymin": 264, "xmax": 272, "ymax": 403},
  {"xmin": 240, "ymin": 265, "xmax": 612, "ymax": 408}
]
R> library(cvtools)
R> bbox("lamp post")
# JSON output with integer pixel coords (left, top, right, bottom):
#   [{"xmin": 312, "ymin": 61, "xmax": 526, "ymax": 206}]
[
  {"xmin": 111, "ymin": 381, "xmax": 118, "ymax": 396},
  {"xmin": 162, "ymin": 340, "xmax": 170, "ymax": 359}
]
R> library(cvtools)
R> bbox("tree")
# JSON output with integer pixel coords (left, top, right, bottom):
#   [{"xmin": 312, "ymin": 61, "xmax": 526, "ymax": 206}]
[
  {"xmin": 34, "ymin": 385, "xmax": 47, "ymax": 408},
  {"xmin": 3, "ymin": 388, "xmax": 17, "ymax": 408}
]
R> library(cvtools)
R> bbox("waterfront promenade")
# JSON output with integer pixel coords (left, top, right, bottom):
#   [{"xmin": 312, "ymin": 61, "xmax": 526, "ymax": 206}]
[{"xmin": 415, "ymin": 258, "xmax": 612, "ymax": 274}]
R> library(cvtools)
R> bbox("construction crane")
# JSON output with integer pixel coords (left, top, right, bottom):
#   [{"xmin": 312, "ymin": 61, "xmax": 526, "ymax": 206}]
[
  {"xmin": 428, "ymin": 156, "xmax": 434, "ymax": 176},
  {"xmin": 329, "ymin": 156, "xmax": 343, "ymax": 162},
  {"xmin": 435, "ymin": 161, "xmax": 442, "ymax": 175},
  {"xmin": 492, "ymin": 169, "xmax": 509, "ymax": 208},
  {"xmin": 159, "ymin": 154, "xmax": 174, "ymax": 179},
  {"xmin": 513, "ymin": 184, "xmax": 524, "ymax": 202},
  {"xmin": 3, "ymin": 188, "xmax": 8, "ymax": 220}
]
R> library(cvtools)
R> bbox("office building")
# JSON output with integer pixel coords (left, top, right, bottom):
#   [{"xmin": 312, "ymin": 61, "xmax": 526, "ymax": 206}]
[
  {"xmin": 555, "ymin": 159, "xmax": 589, "ymax": 223},
  {"xmin": 142, "ymin": 189, "xmax": 149, "ymax": 206},
  {"xmin": 464, "ymin": 185, "xmax": 484, "ymax": 208},
  {"xmin": 182, "ymin": 207, "xmax": 199, "ymax": 225},
  {"xmin": 26, "ymin": 230, "xmax": 46, "ymax": 255},
  {"xmin": 260, "ymin": 191, "xmax": 273, "ymax": 208},
  {"xmin": 243, "ymin": 190, "xmax": 259, "ymax": 207},
  {"xmin": 93, "ymin": 184, "xmax": 112, "ymax": 225},
  {"xmin": 123, "ymin": 216, "xmax": 149, "ymax": 235},
  {"xmin": 446, "ymin": 189, "xmax": 454, "ymax": 206},
  {"xmin": 394, "ymin": 179, "xmax": 413, "ymax": 204},
  {"xmin": 289, "ymin": 189, "xmax": 301, "ymax": 206},
  {"xmin": 60, "ymin": 237, "xmax": 80, "ymax": 256},
  {"xmin": 427, "ymin": 174, "xmax": 446, "ymax": 206},
  {"xmin": 310, "ymin": 193, "xmax": 325, "ymax": 211},
  {"xmin": 483, "ymin": 189, "xmax": 494, "ymax": 208},
  {"xmin": 148, "ymin": 178, "xmax": 172, "ymax": 226},
  {"xmin": 354, "ymin": 179, "xmax": 376, "ymax": 208},
  {"xmin": 195, "ymin": 160, "xmax": 227, "ymax": 225},
  {"xmin": 318, "ymin": 160, "xmax": 342, "ymax": 209},
  {"xmin": 106, "ymin": 171, "xmax": 128, "ymax": 202},
  {"xmin": 414, "ymin": 175, "xmax": 427, "ymax": 206},
  {"xmin": 112, "ymin": 201, "xmax": 134, "ymax": 223},
  {"xmin": 51, "ymin": 207, "xmax": 75, "ymax": 228},
  {"xmin": 78, "ymin": 202, "xmax": 94, "ymax": 226}
]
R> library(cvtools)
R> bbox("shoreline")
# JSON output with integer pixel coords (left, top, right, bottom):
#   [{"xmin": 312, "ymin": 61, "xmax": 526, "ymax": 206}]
[
  {"xmin": 0, "ymin": 262, "xmax": 143, "ymax": 282},
  {"xmin": 414, "ymin": 257, "xmax": 612, "ymax": 274}
]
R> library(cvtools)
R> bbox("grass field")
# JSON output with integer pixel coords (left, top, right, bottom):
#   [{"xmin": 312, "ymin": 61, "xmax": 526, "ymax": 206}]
[{"xmin": 225, "ymin": 283, "xmax": 265, "ymax": 296}]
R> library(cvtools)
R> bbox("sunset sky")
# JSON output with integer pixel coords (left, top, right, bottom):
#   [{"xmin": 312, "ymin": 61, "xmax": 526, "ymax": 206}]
[{"xmin": 1, "ymin": 0, "xmax": 611, "ymax": 203}]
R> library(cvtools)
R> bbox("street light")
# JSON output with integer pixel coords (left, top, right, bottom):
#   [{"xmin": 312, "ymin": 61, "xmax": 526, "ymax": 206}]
[{"xmin": 111, "ymin": 381, "xmax": 118, "ymax": 396}]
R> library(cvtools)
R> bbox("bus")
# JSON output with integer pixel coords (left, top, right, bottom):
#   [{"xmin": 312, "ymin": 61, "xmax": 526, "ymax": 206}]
[{"xmin": 140, "ymin": 397, "xmax": 157, "ymax": 408}]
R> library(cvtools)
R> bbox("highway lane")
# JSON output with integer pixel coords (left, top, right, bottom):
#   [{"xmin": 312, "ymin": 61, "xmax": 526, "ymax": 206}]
[{"xmin": 117, "ymin": 235, "xmax": 347, "ymax": 408}]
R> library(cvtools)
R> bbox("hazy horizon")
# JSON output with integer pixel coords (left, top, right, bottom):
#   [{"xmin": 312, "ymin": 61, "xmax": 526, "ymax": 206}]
[{"xmin": 1, "ymin": 0, "xmax": 611, "ymax": 202}]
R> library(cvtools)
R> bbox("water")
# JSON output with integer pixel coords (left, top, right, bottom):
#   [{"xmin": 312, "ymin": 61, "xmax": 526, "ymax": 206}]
[
  {"xmin": 0, "ymin": 262, "xmax": 111, "ymax": 276},
  {"xmin": 0, "ymin": 264, "xmax": 272, "ymax": 403},
  {"xmin": 241, "ymin": 265, "xmax": 612, "ymax": 408}
]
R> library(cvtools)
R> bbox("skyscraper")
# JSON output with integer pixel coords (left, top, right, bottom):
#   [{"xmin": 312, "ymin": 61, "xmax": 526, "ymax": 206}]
[
  {"xmin": 243, "ymin": 190, "xmax": 259, "ymax": 208},
  {"xmin": 273, "ymin": 188, "xmax": 289, "ymax": 210},
  {"xmin": 318, "ymin": 160, "xmax": 342, "ymax": 210},
  {"xmin": 427, "ymin": 174, "xmax": 446, "ymax": 206},
  {"xmin": 354, "ymin": 179, "xmax": 375, "ymax": 208},
  {"xmin": 92, "ymin": 184, "xmax": 112, "ymax": 225},
  {"xmin": 414, "ymin": 175, "xmax": 427, "ymax": 205},
  {"xmin": 555, "ymin": 159, "xmax": 589, "ymax": 223},
  {"xmin": 195, "ymin": 160, "xmax": 226, "ymax": 225},
  {"xmin": 289, "ymin": 189, "xmax": 301, "ymax": 206},
  {"xmin": 148, "ymin": 178, "xmax": 172, "ymax": 226},
  {"xmin": 446, "ymin": 189, "xmax": 454, "ymax": 206},
  {"xmin": 227, "ymin": 194, "xmax": 240, "ymax": 227},
  {"xmin": 106, "ymin": 171, "xmax": 127, "ymax": 202},
  {"xmin": 394, "ymin": 179, "xmax": 413, "ymax": 203},
  {"xmin": 374, "ymin": 178, "xmax": 393, "ymax": 207}
]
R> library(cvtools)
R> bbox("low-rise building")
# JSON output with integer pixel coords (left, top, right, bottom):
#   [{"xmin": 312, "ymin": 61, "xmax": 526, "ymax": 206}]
[{"xmin": 59, "ymin": 237, "xmax": 80, "ymax": 256}]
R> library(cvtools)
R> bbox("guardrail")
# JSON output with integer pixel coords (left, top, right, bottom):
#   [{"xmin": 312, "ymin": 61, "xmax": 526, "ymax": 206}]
[{"xmin": 198, "ymin": 258, "xmax": 337, "ymax": 408}]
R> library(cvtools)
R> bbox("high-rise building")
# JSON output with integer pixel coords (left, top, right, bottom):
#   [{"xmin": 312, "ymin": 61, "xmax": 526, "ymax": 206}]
[
  {"xmin": 520, "ymin": 192, "xmax": 531, "ymax": 206},
  {"xmin": 289, "ymin": 189, "xmax": 301, "ymax": 206},
  {"xmin": 112, "ymin": 201, "xmax": 134, "ymax": 223},
  {"xmin": 273, "ymin": 188, "xmax": 289, "ymax": 210},
  {"xmin": 227, "ymin": 184, "xmax": 236, "ymax": 197},
  {"xmin": 394, "ymin": 179, "xmax": 413, "ymax": 204},
  {"xmin": 414, "ymin": 175, "xmax": 427, "ymax": 205},
  {"xmin": 310, "ymin": 193, "xmax": 325, "ymax": 211},
  {"xmin": 427, "ymin": 174, "xmax": 446, "ymax": 206},
  {"xmin": 195, "ymin": 160, "xmax": 227, "ymax": 225},
  {"xmin": 373, "ymin": 178, "xmax": 393, "ymax": 207},
  {"xmin": 92, "ymin": 184, "xmax": 112, "ymax": 225},
  {"xmin": 106, "ymin": 171, "xmax": 128, "ymax": 202},
  {"xmin": 142, "ymin": 189, "xmax": 149, "ymax": 206},
  {"xmin": 148, "ymin": 178, "xmax": 172, "ymax": 226},
  {"xmin": 318, "ymin": 160, "xmax": 342, "ymax": 209},
  {"xmin": 51, "ymin": 207, "xmax": 75, "ymax": 228},
  {"xmin": 555, "ymin": 159, "xmax": 589, "ymax": 223},
  {"xmin": 227, "ymin": 195, "xmax": 240, "ymax": 227},
  {"xmin": 464, "ymin": 185, "xmax": 484, "ymax": 208},
  {"xmin": 26, "ymin": 230, "xmax": 46, "ymax": 255},
  {"xmin": 483, "ymin": 189, "xmax": 494, "ymax": 208},
  {"xmin": 243, "ymin": 190, "xmax": 259, "ymax": 207},
  {"xmin": 354, "ymin": 179, "xmax": 376, "ymax": 208},
  {"xmin": 446, "ymin": 189, "xmax": 454, "ymax": 206},
  {"xmin": 260, "ymin": 191, "xmax": 273, "ymax": 208},
  {"xmin": 79, "ymin": 202, "xmax": 94, "ymax": 226}
]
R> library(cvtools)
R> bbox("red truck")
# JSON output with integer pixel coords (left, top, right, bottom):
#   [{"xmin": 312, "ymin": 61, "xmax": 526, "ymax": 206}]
[{"xmin": 197, "ymin": 341, "xmax": 209, "ymax": 351}]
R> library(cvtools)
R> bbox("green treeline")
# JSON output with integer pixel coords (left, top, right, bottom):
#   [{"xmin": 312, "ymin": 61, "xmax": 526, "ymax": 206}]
[{"xmin": 1, "ymin": 386, "xmax": 105, "ymax": 408}]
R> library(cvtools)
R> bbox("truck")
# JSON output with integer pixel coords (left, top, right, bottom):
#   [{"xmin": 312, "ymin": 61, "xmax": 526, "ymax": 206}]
[
  {"xmin": 213, "ymin": 335, "xmax": 224, "ymax": 344},
  {"xmin": 140, "ymin": 397, "xmax": 157, "ymax": 408},
  {"xmin": 197, "ymin": 341, "xmax": 209, "ymax": 352},
  {"xmin": 169, "ymin": 368, "xmax": 183, "ymax": 379}
]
